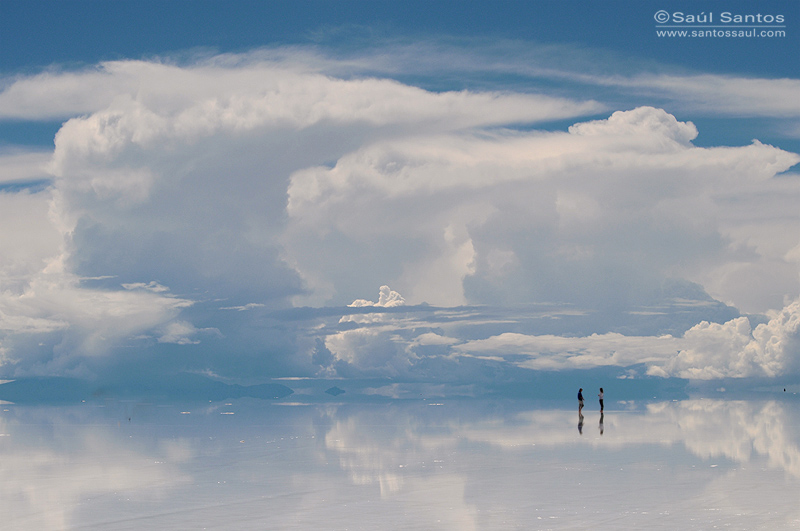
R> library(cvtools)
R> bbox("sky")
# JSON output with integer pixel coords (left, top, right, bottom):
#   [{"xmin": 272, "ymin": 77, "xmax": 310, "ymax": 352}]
[{"xmin": 0, "ymin": 0, "xmax": 799, "ymax": 393}]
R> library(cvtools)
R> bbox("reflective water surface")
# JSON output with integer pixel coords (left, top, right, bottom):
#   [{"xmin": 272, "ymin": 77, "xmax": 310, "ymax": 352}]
[{"xmin": 2, "ymin": 398, "xmax": 800, "ymax": 530}]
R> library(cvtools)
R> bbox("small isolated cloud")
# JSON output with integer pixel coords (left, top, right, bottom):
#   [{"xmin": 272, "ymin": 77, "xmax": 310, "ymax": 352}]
[
  {"xmin": 349, "ymin": 285, "xmax": 405, "ymax": 308},
  {"xmin": 157, "ymin": 320, "xmax": 222, "ymax": 345},
  {"xmin": 568, "ymin": 106, "xmax": 698, "ymax": 145},
  {"xmin": 158, "ymin": 321, "xmax": 201, "ymax": 345},
  {"xmin": 220, "ymin": 303, "xmax": 266, "ymax": 311},
  {"xmin": 122, "ymin": 281, "xmax": 170, "ymax": 293}
]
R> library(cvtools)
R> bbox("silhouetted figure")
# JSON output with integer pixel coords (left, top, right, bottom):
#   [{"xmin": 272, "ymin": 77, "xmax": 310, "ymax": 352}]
[
  {"xmin": 578, "ymin": 388, "xmax": 584, "ymax": 413},
  {"xmin": 598, "ymin": 387, "xmax": 604, "ymax": 412},
  {"xmin": 578, "ymin": 412, "xmax": 584, "ymax": 435},
  {"xmin": 599, "ymin": 412, "xmax": 604, "ymax": 435}
]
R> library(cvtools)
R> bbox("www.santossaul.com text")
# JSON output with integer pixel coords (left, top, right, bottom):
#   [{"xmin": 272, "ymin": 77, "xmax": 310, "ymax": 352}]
[{"xmin": 656, "ymin": 28, "xmax": 786, "ymax": 38}]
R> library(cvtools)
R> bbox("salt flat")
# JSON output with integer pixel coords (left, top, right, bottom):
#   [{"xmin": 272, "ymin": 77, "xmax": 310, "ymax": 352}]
[{"xmin": 2, "ymin": 396, "xmax": 799, "ymax": 530}]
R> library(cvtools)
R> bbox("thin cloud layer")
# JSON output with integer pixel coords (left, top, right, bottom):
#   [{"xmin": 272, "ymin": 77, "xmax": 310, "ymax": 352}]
[
  {"xmin": 608, "ymin": 74, "xmax": 800, "ymax": 118},
  {"xmin": 349, "ymin": 41, "xmax": 800, "ymax": 121}
]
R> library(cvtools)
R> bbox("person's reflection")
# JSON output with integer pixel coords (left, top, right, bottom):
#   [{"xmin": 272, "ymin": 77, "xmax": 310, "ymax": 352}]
[
  {"xmin": 578, "ymin": 412, "xmax": 584, "ymax": 434},
  {"xmin": 599, "ymin": 412, "xmax": 604, "ymax": 435}
]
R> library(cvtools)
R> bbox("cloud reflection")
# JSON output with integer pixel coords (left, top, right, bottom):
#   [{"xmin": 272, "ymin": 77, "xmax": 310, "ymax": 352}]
[
  {"xmin": 451, "ymin": 399, "xmax": 800, "ymax": 476},
  {"xmin": 318, "ymin": 399, "xmax": 800, "ymax": 528},
  {"xmin": 0, "ymin": 407, "xmax": 190, "ymax": 529},
  {"xmin": 2, "ymin": 399, "xmax": 800, "ymax": 529}
]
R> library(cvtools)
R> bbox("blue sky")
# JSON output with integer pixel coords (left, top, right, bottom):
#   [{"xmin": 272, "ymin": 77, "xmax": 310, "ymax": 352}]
[
  {"xmin": 1, "ymin": 0, "xmax": 798, "ymax": 150},
  {"xmin": 1, "ymin": 1, "xmax": 795, "ymax": 73},
  {"xmin": 0, "ymin": 0, "xmax": 799, "ymax": 394}
]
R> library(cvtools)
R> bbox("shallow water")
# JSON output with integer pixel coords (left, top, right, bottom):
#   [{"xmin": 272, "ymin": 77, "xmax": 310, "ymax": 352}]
[{"xmin": 2, "ymin": 397, "xmax": 799, "ymax": 530}]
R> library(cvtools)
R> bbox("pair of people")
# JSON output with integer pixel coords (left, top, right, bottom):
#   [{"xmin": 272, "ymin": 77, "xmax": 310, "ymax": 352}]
[{"xmin": 578, "ymin": 387, "xmax": 604, "ymax": 412}]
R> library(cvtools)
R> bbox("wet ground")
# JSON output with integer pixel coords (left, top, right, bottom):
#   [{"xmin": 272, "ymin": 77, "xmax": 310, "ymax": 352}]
[{"xmin": 2, "ymin": 397, "xmax": 799, "ymax": 529}]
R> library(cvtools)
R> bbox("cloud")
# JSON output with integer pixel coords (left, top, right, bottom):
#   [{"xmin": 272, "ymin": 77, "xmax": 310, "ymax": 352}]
[
  {"xmin": 607, "ymin": 74, "xmax": 800, "ymax": 118},
  {"xmin": 0, "ymin": 271, "xmax": 192, "ymax": 373},
  {"xmin": 325, "ymin": 325, "xmax": 414, "ymax": 377},
  {"xmin": 323, "ymin": 287, "xmax": 415, "ymax": 377},
  {"xmin": 220, "ymin": 303, "xmax": 266, "ymax": 311},
  {"xmin": 326, "ymin": 40, "xmax": 800, "ymax": 121},
  {"xmin": 568, "ymin": 106, "xmax": 699, "ymax": 143},
  {"xmin": 38, "ymin": 55, "xmax": 601, "ymax": 305},
  {"xmin": 10, "ymin": 43, "xmax": 794, "ymax": 136},
  {"xmin": 0, "ymin": 148, "xmax": 52, "ymax": 184},
  {"xmin": 0, "ymin": 190, "xmax": 61, "ymax": 292},
  {"xmin": 349, "ymin": 285, "xmax": 405, "ymax": 308},
  {"xmin": 455, "ymin": 331, "xmax": 680, "ymax": 371},
  {"xmin": 286, "ymin": 106, "xmax": 799, "ymax": 310},
  {"xmin": 1, "ymin": 55, "xmax": 603, "ymax": 124},
  {"xmin": 663, "ymin": 299, "xmax": 800, "ymax": 379},
  {"xmin": 456, "ymin": 298, "xmax": 800, "ymax": 379},
  {"xmin": 0, "ymin": 172, "xmax": 194, "ymax": 375},
  {"xmin": 122, "ymin": 281, "xmax": 170, "ymax": 293},
  {"xmin": 312, "ymin": 284, "xmax": 800, "ymax": 381},
  {"xmin": 156, "ymin": 320, "xmax": 221, "ymax": 345},
  {"xmin": 1, "ymin": 54, "xmax": 602, "ymax": 379},
  {"xmin": 1, "ymin": 49, "xmax": 799, "ymax": 385}
]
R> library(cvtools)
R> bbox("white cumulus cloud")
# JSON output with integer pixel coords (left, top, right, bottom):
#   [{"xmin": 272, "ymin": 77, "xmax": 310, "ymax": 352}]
[{"xmin": 1, "ymin": 49, "xmax": 799, "ymax": 384}]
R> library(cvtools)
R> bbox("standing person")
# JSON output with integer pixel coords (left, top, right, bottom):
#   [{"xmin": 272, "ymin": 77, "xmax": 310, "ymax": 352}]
[
  {"xmin": 578, "ymin": 388, "xmax": 584, "ymax": 413},
  {"xmin": 598, "ymin": 387, "xmax": 604, "ymax": 412}
]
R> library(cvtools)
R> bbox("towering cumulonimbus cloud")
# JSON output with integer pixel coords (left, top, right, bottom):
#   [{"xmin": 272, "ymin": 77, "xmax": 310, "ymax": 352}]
[
  {"xmin": 0, "ymin": 56, "xmax": 602, "ymax": 377},
  {"xmin": 287, "ymin": 106, "xmax": 799, "ymax": 311},
  {"xmin": 0, "ymin": 51, "xmax": 799, "ymax": 383}
]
